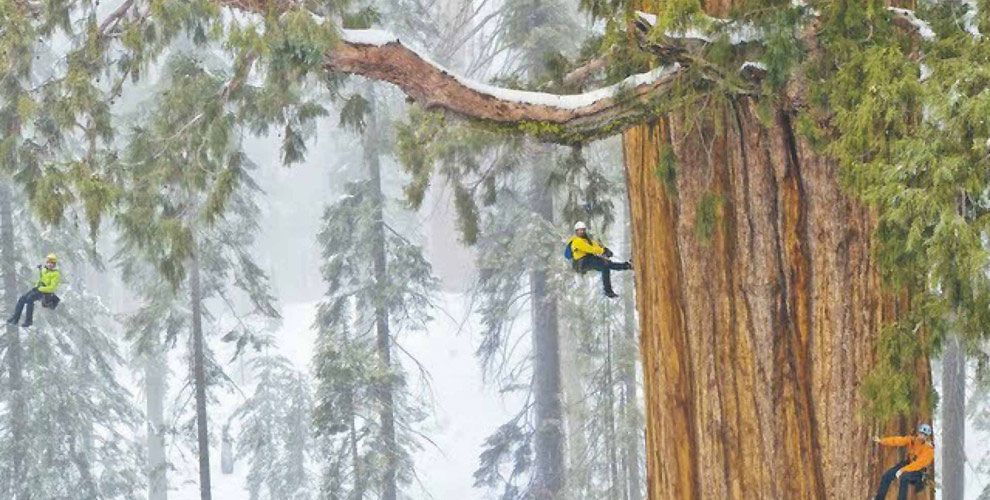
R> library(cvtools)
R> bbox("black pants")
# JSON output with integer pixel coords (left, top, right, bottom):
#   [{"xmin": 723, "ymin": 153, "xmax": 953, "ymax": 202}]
[
  {"xmin": 10, "ymin": 288, "xmax": 45, "ymax": 324},
  {"xmin": 578, "ymin": 255, "xmax": 631, "ymax": 294},
  {"xmin": 873, "ymin": 460, "xmax": 925, "ymax": 500}
]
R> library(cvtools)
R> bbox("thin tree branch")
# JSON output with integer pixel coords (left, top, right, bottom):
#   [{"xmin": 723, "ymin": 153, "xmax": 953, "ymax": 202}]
[{"xmin": 99, "ymin": 0, "xmax": 136, "ymax": 35}]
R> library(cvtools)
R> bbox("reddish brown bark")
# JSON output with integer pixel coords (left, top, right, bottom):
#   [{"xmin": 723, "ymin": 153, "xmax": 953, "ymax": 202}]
[
  {"xmin": 623, "ymin": 98, "xmax": 931, "ymax": 500},
  {"xmin": 216, "ymin": 0, "xmax": 685, "ymax": 143},
  {"xmin": 324, "ymin": 41, "xmax": 683, "ymax": 142}
]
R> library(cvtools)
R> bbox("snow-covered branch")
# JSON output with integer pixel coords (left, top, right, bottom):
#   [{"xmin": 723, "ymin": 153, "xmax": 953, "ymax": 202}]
[
  {"xmin": 98, "ymin": 0, "xmax": 136, "ymax": 34},
  {"xmin": 633, "ymin": 10, "xmax": 764, "ymax": 46},
  {"xmin": 562, "ymin": 55, "xmax": 609, "ymax": 88},
  {"xmin": 327, "ymin": 33, "xmax": 684, "ymax": 142},
  {"xmin": 635, "ymin": 6, "xmax": 937, "ymax": 45},
  {"xmin": 888, "ymin": 7, "xmax": 936, "ymax": 41}
]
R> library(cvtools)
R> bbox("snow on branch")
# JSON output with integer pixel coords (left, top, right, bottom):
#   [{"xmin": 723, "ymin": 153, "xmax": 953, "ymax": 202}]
[
  {"xmin": 327, "ymin": 35, "xmax": 685, "ymax": 141},
  {"xmin": 212, "ymin": 0, "xmax": 692, "ymax": 142},
  {"xmin": 888, "ymin": 7, "xmax": 936, "ymax": 41},
  {"xmin": 635, "ymin": 6, "xmax": 937, "ymax": 45},
  {"xmin": 337, "ymin": 27, "xmax": 682, "ymax": 110},
  {"xmin": 633, "ymin": 10, "xmax": 763, "ymax": 45},
  {"xmin": 339, "ymin": 29, "xmax": 399, "ymax": 46},
  {"xmin": 336, "ymin": 26, "xmax": 685, "ymax": 110}
]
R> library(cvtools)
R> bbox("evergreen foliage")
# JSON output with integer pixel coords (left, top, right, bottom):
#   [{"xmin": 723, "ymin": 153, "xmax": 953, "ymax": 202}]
[
  {"xmin": 0, "ymin": 186, "xmax": 144, "ymax": 500},
  {"xmin": 233, "ymin": 354, "xmax": 315, "ymax": 500},
  {"xmin": 312, "ymin": 152, "xmax": 438, "ymax": 497},
  {"xmin": 558, "ymin": 281, "xmax": 643, "ymax": 500}
]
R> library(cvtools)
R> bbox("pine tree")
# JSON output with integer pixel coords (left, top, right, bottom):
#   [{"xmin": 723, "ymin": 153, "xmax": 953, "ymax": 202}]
[
  {"xmin": 313, "ymin": 94, "xmax": 438, "ymax": 499},
  {"xmin": 116, "ymin": 53, "xmax": 282, "ymax": 500},
  {"xmin": 551, "ymin": 143, "xmax": 644, "ymax": 500},
  {"xmin": 0, "ymin": 182, "xmax": 144, "ymax": 500},
  {"xmin": 0, "ymin": 184, "xmax": 28, "ymax": 500},
  {"xmin": 232, "ymin": 353, "xmax": 314, "ymax": 500},
  {"xmin": 469, "ymin": 156, "xmax": 574, "ymax": 500}
]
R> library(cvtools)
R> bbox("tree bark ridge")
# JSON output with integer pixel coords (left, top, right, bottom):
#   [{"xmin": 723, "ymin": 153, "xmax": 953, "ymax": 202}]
[{"xmin": 624, "ymin": 98, "xmax": 931, "ymax": 500}]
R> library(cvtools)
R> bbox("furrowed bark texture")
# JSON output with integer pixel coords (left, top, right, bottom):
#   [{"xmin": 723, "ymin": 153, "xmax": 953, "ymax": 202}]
[{"xmin": 623, "ymin": 98, "xmax": 931, "ymax": 500}]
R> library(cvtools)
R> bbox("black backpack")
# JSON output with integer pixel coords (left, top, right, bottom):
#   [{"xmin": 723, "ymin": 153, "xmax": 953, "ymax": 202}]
[{"xmin": 41, "ymin": 294, "xmax": 60, "ymax": 310}]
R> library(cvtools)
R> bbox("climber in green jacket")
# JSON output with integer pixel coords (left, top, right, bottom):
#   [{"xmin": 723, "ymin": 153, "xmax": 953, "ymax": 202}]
[{"xmin": 7, "ymin": 253, "xmax": 61, "ymax": 328}]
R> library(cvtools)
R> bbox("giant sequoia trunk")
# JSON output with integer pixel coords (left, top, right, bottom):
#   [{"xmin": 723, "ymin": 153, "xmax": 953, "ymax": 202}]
[{"xmin": 623, "ymin": 99, "xmax": 932, "ymax": 500}]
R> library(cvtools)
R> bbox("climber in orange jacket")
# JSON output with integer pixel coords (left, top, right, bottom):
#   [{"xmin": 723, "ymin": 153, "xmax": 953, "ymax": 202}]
[{"xmin": 869, "ymin": 423, "xmax": 934, "ymax": 500}]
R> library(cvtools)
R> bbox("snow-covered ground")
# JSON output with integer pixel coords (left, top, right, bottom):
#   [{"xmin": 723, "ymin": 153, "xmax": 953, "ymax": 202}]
[{"xmin": 172, "ymin": 293, "xmax": 520, "ymax": 500}]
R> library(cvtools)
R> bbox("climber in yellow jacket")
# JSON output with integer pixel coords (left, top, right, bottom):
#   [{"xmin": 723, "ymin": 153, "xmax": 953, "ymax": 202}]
[
  {"xmin": 7, "ymin": 253, "xmax": 61, "ymax": 328},
  {"xmin": 869, "ymin": 423, "xmax": 934, "ymax": 500},
  {"xmin": 565, "ymin": 221, "xmax": 632, "ymax": 298}
]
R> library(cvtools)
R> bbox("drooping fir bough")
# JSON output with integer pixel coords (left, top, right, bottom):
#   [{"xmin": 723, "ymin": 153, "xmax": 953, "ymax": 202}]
[{"xmin": 7, "ymin": 0, "xmax": 990, "ymax": 498}]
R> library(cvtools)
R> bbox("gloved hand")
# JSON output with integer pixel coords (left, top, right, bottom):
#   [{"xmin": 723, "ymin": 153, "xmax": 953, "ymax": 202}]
[
  {"xmin": 895, "ymin": 470, "xmax": 903, "ymax": 479},
  {"xmin": 604, "ymin": 247, "xmax": 614, "ymax": 258},
  {"xmin": 872, "ymin": 436, "xmax": 881, "ymax": 443}
]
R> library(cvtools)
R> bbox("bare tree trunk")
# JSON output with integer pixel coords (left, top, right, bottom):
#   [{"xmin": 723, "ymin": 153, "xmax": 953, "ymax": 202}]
[
  {"xmin": 190, "ymin": 248, "xmax": 212, "ymax": 500},
  {"xmin": 560, "ymin": 293, "xmax": 587, "ymax": 497},
  {"xmin": 220, "ymin": 427, "xmax": 233, "ymax": 475},
  {"xmin": 619, "ymin": 209, "xmax": 642, "ymax": 500},
  {"xmin": 70, "ymin": 430, "xmax": 100, "ymax": 500},
  {"xmin": 605, "ymin": 324, "xmax": 621, "ymax": 500},
  {"xmin": 941, "ymin": 333, "xmax": 965, "ymax": 500},
  {"xmin": 530, "ymin": 157, "xmax": 565, "ymax": 500},
  {"xmin": 342, "ymin": 311, "xmax": 365, "ymax": 500},
  {"xmin": 366, "ymin": 116, "xmax": 398, "ymax": 500},
  {"xmin": 624, "ymin": 101, "xmax": 932, "ymax": 500},
  {"xmin": 147, "ymin": 343, "xmax": 168, "ymax": 500},
  {"xmin": 1, "ymin": 183, "xmax": 28, "ymax": 500}
]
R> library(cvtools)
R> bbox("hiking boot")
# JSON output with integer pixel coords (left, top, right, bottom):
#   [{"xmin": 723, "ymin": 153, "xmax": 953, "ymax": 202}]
[
  {"xmin": 20, "ymin": 321, "xmax": 31, "ymax": 328},
  {"xmin": 605, "ymin": 290, "xmax": 619, "ymax": 299}
]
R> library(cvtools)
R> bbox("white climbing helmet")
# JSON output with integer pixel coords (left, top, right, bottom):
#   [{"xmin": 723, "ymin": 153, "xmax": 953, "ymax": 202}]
[{"xmin": 574, "ymin": 221, "xmax": 587, "ymax": 231}]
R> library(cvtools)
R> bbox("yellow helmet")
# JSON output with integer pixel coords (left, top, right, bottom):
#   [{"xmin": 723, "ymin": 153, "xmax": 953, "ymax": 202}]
[{"xmin": 46, "ymin": 253, "xmax": 57, "ymax": 263}]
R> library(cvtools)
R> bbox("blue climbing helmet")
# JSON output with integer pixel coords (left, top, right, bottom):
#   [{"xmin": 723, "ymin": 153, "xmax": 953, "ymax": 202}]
[{"xmin": 918, "ymin": 423, "xmax": 933, "ymax": 437}]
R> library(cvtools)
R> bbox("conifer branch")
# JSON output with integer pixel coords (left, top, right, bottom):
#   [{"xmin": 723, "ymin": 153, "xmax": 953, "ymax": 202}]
[
  {"xmin": 562, "ymin": 55, "xmax": 609, "ymax": 88},
  {"xmin": 98, "ymin": 0, "xmax": 136, "ymax": 35}
]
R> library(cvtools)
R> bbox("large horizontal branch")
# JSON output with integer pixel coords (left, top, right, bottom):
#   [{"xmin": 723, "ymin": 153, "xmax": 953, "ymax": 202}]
[
  {"xmin": 326, "ymin": 33, "xmax": 685, "ymax": 143},
  {"xmin": 214, "ymin": 0, "xmax": 698, "ymax": 143}
]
